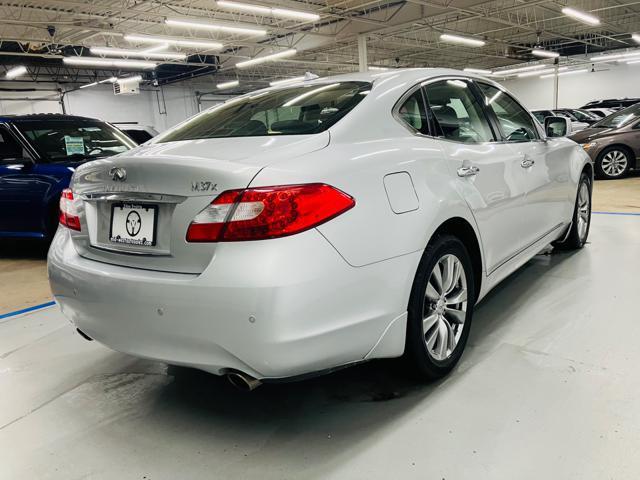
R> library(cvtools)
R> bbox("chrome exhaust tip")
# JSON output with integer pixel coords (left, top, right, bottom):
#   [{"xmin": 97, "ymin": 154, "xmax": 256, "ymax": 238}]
[{"xmin": 227, "ymin": 372, "xmax": 262, "ymax": 391}]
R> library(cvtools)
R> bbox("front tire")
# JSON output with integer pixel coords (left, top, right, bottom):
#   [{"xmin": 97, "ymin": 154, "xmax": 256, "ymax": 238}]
[
  {"xmin": 596, "ymin": 147, "xmax": 631, "ymax": 179},
  {"xmin": 405, "ymin": 235, "xmax": 475, "ymax": 380},
  {"xmin": 553, "ymin": 172, "xmax": 592, "ymax": 250}
]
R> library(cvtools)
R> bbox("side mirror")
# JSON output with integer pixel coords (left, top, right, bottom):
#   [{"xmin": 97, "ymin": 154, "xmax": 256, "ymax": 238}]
[{"xmin": 544, "ymin": 116, "xmax": 573, "ymax": 138}]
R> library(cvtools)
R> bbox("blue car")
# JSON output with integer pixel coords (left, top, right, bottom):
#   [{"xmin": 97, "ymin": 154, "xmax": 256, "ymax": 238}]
[{"xmin": 0, "ymin": 114, "xmax": 137, "ymax": 241}]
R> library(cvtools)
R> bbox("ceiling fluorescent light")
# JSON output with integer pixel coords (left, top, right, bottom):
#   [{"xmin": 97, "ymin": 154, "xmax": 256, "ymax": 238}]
[
  {"xmin": 217, "ymin": 80, "xmax": 239, "ymax": 89},
  {"xmin": 518, "ymin": 68, "xmax": 555, "ymax": 77},
  {"xmin": 562, "ymin": 7, "xmax": 600, "ymax": 25},
  {"xmin": 117, "ymin": 75, "xmax": 143, "ymax": 84},
  {"xmin": 166, "ymin": 18, "xmax": 267, "ymax": 36},
  {"xmin": 591, "ymin": 51, "xmax": 640, "ymax": 62},
  {"xmin": 5, "ymin": 66, "xmax": 27, "ymax": 79},
  {"xmin": 539, "ymin": 67, "xmax": 569, "ymax": 79},
  {"xmin": 236, "ymin": 49, "xmax": 297, "ymax": 68},
  {"xmin": 558, "ymin": 68, "xmax": 588, "ymax": 76},
  {"xmin": 142, "ymin": 44, "xmax": 170, "ymax": 54},
  {"xmin": 5, "ymin": 66, "xmax": 28, "ymax": 79},
  {"xmin": 217, "ymin": 1, "xmax": 320, "ymax": 21},
  {"xmin": 368, "ymin": 66, "xmax": 389, "ymax": 71},
  {"xmin": 633, "ymin": 34, "xmax": 640, "ymax": 44},
  {"xmin": 531, "ymin": 49, "xmax": 559, "ymax": 58},
  {"xmin": 270, "ymin": 75, "xmax": 306, "ymax": 86},
  {"xmin": 125, "ymin": 34, "xmax": 223, "ymax": 50},
  {"xmin": 493, "ymin": 64, "xmax": 547, "ymax": 76},
  {"xmin": 79, "ymin": 77, "xmax": 118, "ymax": 89},
  {"xmin": 463, "ymin": 67, "xmax": 492, "ymax": 74},
  {"xmin": 440, "ymin": 33, "xmax": 485, "ymax": 47},
  {"xmin": 63, "ymin": 57, "xmax": 157, "ymax": 69},
  {"xmin": 90, "ymin": 46, "xmax": 186, "ymax": 60}
]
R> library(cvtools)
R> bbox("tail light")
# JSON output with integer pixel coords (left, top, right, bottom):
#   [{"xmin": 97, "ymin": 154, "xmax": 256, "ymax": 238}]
[
  {"xmin": 186, "ymin": 183, "xmax": 355, "ymax": 242},
  {"xmin": 59, "ymin": 188, "xmax": 81, "ymax": 231}
]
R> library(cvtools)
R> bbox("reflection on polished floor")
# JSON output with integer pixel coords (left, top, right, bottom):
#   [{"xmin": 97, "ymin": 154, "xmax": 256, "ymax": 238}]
[{"xmin": 1, "ymin": 213, "xmax": 639, "ymax": 479}]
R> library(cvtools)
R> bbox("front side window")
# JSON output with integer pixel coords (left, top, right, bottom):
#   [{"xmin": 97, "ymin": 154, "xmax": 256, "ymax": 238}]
[
  {"xmin": 157, "ymin": 81, "xmax": 371, "ymax": 142},
  {"xmin": 477, "ymin": 83, "xmax": 539, "ymax": 142},
  {"xmin": 423, "ymin": 80, "xmax": 494, "ymax": 143},
  {"xmin": 397, "ymin": 89, "xmax": 429, "ymax": 134},
  {"xmin": 14, "ymin": 120, "xmax": 136, "ymax": 162}
]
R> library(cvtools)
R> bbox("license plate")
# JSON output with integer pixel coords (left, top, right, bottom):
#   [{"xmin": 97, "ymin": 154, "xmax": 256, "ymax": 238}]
[{"xmin": 109, "ymin": 203, "xmax": 158, "ymax": 246}]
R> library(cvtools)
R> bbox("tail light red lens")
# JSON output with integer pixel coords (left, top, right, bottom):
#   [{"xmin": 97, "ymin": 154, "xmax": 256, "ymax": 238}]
[
  {"xmin": 186, "ymin": 183, "xmax": 355, "ymax": 242},
  {"xmin": 59, "ymin": 188, "xmax": 81, "ymax": 231}
]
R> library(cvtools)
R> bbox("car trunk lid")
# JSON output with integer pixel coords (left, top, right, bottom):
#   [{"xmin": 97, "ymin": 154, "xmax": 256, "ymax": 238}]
[{"xmin": 67, "ymin": 133, "xmax": 329, "ymax": 273}]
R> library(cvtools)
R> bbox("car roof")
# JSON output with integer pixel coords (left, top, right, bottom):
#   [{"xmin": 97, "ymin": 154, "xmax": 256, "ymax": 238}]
[
  {"xmin": 0, "ymin": 113, "xmax": 101, "ymax": 123},
  {"xmin": 240, "ymin": 67, "xmax": 506, "ymax": 102}
]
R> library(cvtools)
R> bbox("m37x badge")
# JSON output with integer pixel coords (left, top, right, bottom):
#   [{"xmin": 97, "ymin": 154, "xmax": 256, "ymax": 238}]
[{"xmin": 191, "ymin": 181, "xmax": 218, "ymax": 192}]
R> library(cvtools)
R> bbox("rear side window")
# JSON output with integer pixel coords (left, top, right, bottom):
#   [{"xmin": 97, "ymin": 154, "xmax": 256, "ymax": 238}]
[
  {"xmin": 397, "ymin": 89, "xmax": 429, "ymax": 134},
  {"xmin": 423, "ymin": 79, "xmax": 494, "ymax": 143},
  {"xmin": 0, "ymin": 127, "xmax": 27, "ymax": 160},
  {"xmin": 477, "ymin": 83, "xmax": 539, "ymax": 142},
  {"xmin": 157, "ymin": 81, "xmax": 371, "ymax": 141}
]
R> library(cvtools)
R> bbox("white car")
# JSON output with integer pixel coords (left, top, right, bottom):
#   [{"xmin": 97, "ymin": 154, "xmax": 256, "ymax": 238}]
[{"xmin": 48, "ymin": 69, "xmax": 593, "ymax": 389}]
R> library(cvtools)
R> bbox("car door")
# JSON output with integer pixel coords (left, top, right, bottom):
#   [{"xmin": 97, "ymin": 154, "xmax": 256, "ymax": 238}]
[
  {"xmin": 422, "ymin": 78, "xmax": 528, "ymax": 274},
  {"xmin": 0, "ymin": 125, "xmax": 37, "ymax": 235},
  {"xmin": 475, "ymin": 82, "xmax": 570, "ymax": 245}
]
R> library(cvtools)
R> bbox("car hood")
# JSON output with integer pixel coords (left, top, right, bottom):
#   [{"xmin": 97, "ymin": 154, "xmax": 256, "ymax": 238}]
[{"xmin": 569, "ymin": 127, "xmax": 617, "ymax": 143}]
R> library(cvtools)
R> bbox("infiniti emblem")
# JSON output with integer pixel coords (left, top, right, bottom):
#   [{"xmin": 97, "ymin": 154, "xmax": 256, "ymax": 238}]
[{"xmin": 109, "ymin": 167, "xmax": 127, "ymax": 182}]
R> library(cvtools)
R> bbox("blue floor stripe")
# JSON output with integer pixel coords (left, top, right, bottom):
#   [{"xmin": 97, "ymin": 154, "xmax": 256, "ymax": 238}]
[
  {"xmin": 593, "ymin": 211, "xmax": 640, "ymax": 216},
  {"xmin": 0, "ymin": 301, "xmax": 56, "ymax": 320}
]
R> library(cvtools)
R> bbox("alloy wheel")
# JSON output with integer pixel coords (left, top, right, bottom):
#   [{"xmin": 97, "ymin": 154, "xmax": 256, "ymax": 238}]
[
  {"xmin": 601, "ymin": 150, "xmax": 628, "ymax": 177},
  {"xmin": 422, "ymin": 254, "xmax": 468, "ymax": 361},
  {"xmin": 577, "ymin": 181, "xmax": 590, "ymax": 242}
]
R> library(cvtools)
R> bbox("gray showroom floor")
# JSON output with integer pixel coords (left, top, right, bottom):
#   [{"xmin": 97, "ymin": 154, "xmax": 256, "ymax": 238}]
[{"xmin": 1, "ymin": 213, "xmax": 639, "ymax": 480}]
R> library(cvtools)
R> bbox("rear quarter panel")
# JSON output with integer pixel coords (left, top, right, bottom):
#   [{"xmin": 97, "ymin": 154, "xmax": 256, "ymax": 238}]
[{"xmin": 249, "ymin": 134, "xmax": 482, "ymax": 269}]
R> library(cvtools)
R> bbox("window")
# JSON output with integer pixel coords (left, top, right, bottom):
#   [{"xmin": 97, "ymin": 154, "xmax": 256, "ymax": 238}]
[
  {"xmin": 423, "ymin": 80, "xmax": 494, "ymax": 143},
  {"xmin": 397, "ymin": 89, "xmax": 429, "ymax": 134},
  {"xmin": 593, "ymin": 103, "xmax": 640, "ymax": 129},
  {"xmin": 124, "ymin": 129, "xmax": 154, "ymax": 144},
  {"xmin": 14, "ymin": 120, "xmax": 136, "ymax": 162},
  {"xmin": 0, "ymin": 128, "xmax": 27, "ymax": 160},
  {"xmin": 157, "ymin": 82, "xmax": 371, "ymax": 142},
  {"xmin": 477, "ymin": 83, "xmax": 539, "ymax": 142}
]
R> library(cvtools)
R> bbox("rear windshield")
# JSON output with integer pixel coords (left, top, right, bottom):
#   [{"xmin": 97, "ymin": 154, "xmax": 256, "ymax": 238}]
[
  {"xmin": 593, "ymin": 103, "xmax": 640, "ymax": 128},
  {"xmin": 157, "ymin": 81, "xmax": 371, "ymax": 142},
  {"xmin": 14, "ymin": 120, "xmax": 136, "ymax": 162}
]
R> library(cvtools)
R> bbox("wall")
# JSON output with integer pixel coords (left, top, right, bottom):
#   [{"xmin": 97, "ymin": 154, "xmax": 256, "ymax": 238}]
[
  {"xmin": 501, "ymin": 63, "xmax": 640, "ymax": 110},
  {"xmin": 0, "ymin": 80, "xmax": 232, "ymax": 133}
]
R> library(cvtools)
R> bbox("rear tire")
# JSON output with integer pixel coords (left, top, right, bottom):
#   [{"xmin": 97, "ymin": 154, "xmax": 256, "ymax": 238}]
[
  {"xmin": 553, "ymin": 172, "xmax": 592, "ymax": 250},
  {"xmin": 405, "ymin": 234, "xmax": 475, "ymax": 380},
  {"xmin": 595, "ymin": 147, "xmax": 631, "ymax": 179}
]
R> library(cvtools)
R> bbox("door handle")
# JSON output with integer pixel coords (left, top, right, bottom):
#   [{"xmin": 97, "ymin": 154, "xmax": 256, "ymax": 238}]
[
  {"xmin": 457, "ymin": 166, "xmax": 480, "ymax": 177},
  {"xmin": 521, "ymin": 158, "xmax": 535, "ymax": 168}
]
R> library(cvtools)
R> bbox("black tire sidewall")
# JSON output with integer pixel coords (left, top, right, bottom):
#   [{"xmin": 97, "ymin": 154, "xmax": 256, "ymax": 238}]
[
  {"xmin": 596, "ymin": 147, "xmax": 631, "ymax": 179},
  {"xmin": 406, "ymin": 235, "xmax": 476, "ymax": 378}
]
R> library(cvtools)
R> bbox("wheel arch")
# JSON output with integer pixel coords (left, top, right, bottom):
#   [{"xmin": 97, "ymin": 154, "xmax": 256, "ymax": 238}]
[
  {"xmin": 431, "ymin": 217, "xmax": 483, "ymax": 302},
  {"xmin": 597, "ymin": 143, "xmax": 634, "ymax": 162}
]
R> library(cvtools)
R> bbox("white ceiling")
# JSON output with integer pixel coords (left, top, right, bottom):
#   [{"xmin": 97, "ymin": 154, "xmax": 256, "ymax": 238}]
[{"xmin": 1, "ymin": 0, "xmax": 639, "ymax": 86}]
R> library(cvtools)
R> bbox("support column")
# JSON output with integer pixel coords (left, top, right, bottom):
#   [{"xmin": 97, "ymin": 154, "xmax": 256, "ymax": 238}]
[
  {"xmin": 553, "ymin": 66, "xmax": 559, "ymax": 109},
  {"xmin": 358, "ymin": 34, "xmax": 368, "ymax": 72}
]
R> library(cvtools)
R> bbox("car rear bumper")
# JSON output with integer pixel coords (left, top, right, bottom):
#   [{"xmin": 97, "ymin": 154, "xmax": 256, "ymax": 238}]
[{"xmin": 48, "ymin": 227, "xmax": 417, "ymax": 379}]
